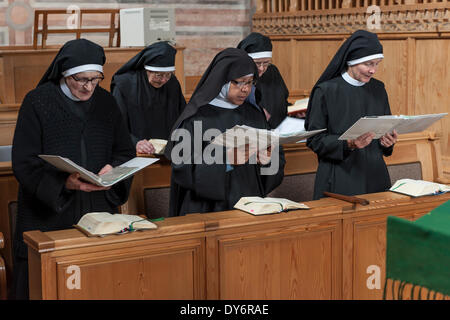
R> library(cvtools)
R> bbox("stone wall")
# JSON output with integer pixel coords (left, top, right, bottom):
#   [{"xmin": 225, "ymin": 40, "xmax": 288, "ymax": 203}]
[{"xmin": 0, "ymin": 0, "xmax": 257, "ymax": 77}]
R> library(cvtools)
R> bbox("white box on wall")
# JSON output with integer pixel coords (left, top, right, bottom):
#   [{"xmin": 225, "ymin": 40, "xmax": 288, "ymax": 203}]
[{"xmin": 120, "ymin": 7, "xmax": 175, "ymax": 47}]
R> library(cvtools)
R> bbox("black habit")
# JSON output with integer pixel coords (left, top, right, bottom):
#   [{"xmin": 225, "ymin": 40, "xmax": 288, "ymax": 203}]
[
  {"xmin": 256, "ymin": 64, "xmax": 289, "ymax": 128},
  {"xmin": 305, "ymin": 30, "xmax": 393, "ymax": 200},
  {"xmin": 166, "ymin": 48, "xmax": 285, "ymax": 217},
  {"xmin": 111, "ymin": 42, "xmax": 186, "ymax": 144},
  {"xmin": 11, "ymin": 39, "xmax": 135, "ymax": 299},
  {"xmin": 237, "ymin": 32, "xmax": 289, "ymax": 128}
]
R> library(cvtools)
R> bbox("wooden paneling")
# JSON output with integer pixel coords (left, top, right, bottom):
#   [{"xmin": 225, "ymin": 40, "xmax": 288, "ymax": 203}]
[
  {"xmin": 0, "ymin": 47, "xmax": 185, "ymax": 105},
  {"xmin": 0, "ymin": 104, "xmax": 19, "ymax": 146},
  {"xmin": 415, "ymin": 39, "xmax": 450, "ymax": 155},
  {"xmin": 216, "ymin": 221, "xmax": 340, "ymax": 299},
  {"xmin": 23, "ymin": 191, "xmax": 450, "ymax": 300},
  {"xmin": 54, "ymin": 238, "xmax": 204, "ymax": 300}
]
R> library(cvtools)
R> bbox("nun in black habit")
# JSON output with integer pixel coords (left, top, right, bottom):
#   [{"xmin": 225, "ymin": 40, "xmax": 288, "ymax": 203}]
[
  {"xmin": 11, "ymin": 39, "xmax": 135, "ymax": 299},
  {"xmin": 237, "ymin": 32, "xmax": 290, "ymax": 129},
  {"xmin": 165, "ymin": 48, "xmax": 285, "ymax": 217},
  {"xmin": 305, "ymin": 30, "xmax": 398, "ymax": 200},
  {"xmin": 111, "ymin": 41, "xmax": 186, "ymax": 154}
]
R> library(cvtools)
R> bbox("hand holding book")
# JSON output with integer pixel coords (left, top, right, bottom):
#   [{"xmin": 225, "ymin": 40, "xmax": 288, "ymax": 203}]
[{"xmin": 65, "ymin": 164, "xmax": 113, "ymax": 192}]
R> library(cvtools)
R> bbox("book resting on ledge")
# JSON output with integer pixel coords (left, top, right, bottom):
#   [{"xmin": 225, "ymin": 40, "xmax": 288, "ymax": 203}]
[
  {"xmin": 39, "ymin": 155, "xmax": 159, "ymax": 187},
  {"xmin": 389, "ymin": 179, "xmax": 450, "ymax": 197},
  {"xmin": 75, "ymin": 212, "xmax": 157, "ymax": 237},
  {"xmin": 234, "ymin": 196, "xmax": 309, "ymax": 215}
]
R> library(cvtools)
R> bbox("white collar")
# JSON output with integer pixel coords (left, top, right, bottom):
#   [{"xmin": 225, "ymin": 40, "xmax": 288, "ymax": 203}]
[
  {"xmin": 60, "ymin": 78, "xmax": 81, "ymax": 101},
  {"xmin": 342, "ymin": 71, "xmax": 366, "ymax": 87},
  {"xmin": 209, "ymin": 82, "xmax": 239, "ymax": 109}
]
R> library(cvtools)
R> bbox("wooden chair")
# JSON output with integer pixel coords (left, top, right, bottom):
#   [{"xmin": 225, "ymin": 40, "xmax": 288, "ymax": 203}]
[
  {"xmin": 0, "ymin": 232, "xmax": 7, "ymax": 300},
  {"xmin": 33, "ymin": 9, "xmax": 120, "ymax": 49}
]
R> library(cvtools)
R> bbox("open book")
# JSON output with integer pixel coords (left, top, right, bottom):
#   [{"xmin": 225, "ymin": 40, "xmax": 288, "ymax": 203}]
[
  {"xmin": 211, "ymin": 124, "xmax": 325, "ymax": 150},
  {"xmin": 75, "ymin": 212, "xmax": 157, "ymax": 236},
  {"xmin": 39, "ymin": 155, "xmax": 159, "ymax": 187},
  {"xmin": 390, "ymin": 179, "xmax": 450, "ymax": 197},
  {"xmin": 338, "ymin": 113, "xmax": 447, "ymax": 140},
  {"xmin": 234, "ymin": 196, "xmax": 309, "ymax": 215},
  {"xmin": 148, "ymin": 139, "xmax": 168, "ymax": 155},
  {"xmin": 288, "ymin": 97, "xmax": 309, "ymax": 116}
]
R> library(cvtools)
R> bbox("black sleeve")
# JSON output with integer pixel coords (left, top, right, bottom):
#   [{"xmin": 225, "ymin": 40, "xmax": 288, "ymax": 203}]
[
  {"xmin": 12, "ymin": 93, "xmax": 74, "ymax": 214},
  {"xmin": 306, "ymin": 87, "xmax": 350, "ymax": 161},
  {"xmin": 261, "ymin": 144, "xmax": 286, "ymax": 195},
  {"xmin": 111, "ymin": 85, "xmax": 139, "ymax": 147},
  {"xmin": 380, "ymin": 86, "xmax": 394, "ymax": 157},
  {"xmin": 105, "ymin": 100, "xmax": 136, "ymax": 207},
  {"xmin": 171, "ymin": 119, "xmax": 229, "ymax": 201}
]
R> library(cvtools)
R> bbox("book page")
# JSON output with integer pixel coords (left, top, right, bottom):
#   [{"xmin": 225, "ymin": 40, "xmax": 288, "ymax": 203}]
[
  {"xmin": 288, "ymin": 98, "xmax": 309, "ymax": 114},
  {"xmin": 76, "ymin": 212, "xmax": 157, "ymax": 236},
  {"xmin": 148, "ymin": 139, "xmax": 168, "ymax": 155},
  {"xmin": 339, "ymin": 113, "xmax": 448, "ymax": 140},
  {"xmin": 234, "ymin": 196, "xmax": 309, "ymax": 215},
  {"xmin": 392, "ymin": 113, "xmax": 448, "ymax": 135},
  {"xmin": 274, "ymin": 117, "xmax": 305, "ymax": 136},
  {"xmin": 211, "ymin": 125, "xmax": 325, "ymax": 150},
  {"xmin": 338, "ymin": 117, "xmax": 401, "ymax": 140},
  {"xmin": 390, "ymin": 179, "xmax": 450, "ymax": 197},
  {"xmin": 39, "ymin": 155, "xmax": 102, "ymax": 185},
  {"xmin": 39, "ymin": 155, "xmax": 159, "ymax": 187}
]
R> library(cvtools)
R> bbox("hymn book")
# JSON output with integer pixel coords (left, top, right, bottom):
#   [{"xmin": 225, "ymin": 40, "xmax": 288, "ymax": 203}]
[
  {"xmin": 288, "ymin": 97, "xmax": 309, "ymax": 116},
  {"xmin": 148, "ymin": 139, "xmax": 168, "ymax": 155},
  {"xmin": 39, "ymin": 155, "xmax": 159, "ymax": 187},
  {"xmin": 234, "ymin": 197, "xmax": 309, "ymax": 215},
  {"xmin": 338, "ymin": 113, "xmax": 447, "ymax": 140},
  {"xmin": 389, "ymin": 179, "xmax": 450, "ymax": 197},
  {"xmin": 211, "ymin": 125, "xmax": 325, "ymax": 150},
  {"xmin": 75, "ymin": 212, "xmax": 157, "ymax": 237}
]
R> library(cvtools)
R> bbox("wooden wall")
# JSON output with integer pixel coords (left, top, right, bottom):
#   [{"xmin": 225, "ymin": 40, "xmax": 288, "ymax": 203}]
[
  {"xmin": 253, "ymin": 0, "xmax": 450, "ymax": 179},
  {"xmin": 0, "ymin": 46, "xmax": 185, "ymax": 105}
]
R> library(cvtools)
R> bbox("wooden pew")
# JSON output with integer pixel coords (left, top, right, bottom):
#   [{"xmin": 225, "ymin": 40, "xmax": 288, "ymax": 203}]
[
  {"xmin": 0, "ymin": 46, "xmax": 185, "ymax": 105},
  {"xmin": 0, "ymin": 129, "xmax": 447, "ymax": 298},
  {"xmin": 23, "ymin": 191, "xmax": 450, "ymax": 300}
]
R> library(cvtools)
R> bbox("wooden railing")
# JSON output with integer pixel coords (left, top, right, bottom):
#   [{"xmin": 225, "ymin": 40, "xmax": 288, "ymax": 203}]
[
  {"xmin": 256, "ymin": 0, "xmax": 449, "ymax": 13},
  {"xmin": 33, "ymin": 9, "xmax": 120, "ymax": 49}
]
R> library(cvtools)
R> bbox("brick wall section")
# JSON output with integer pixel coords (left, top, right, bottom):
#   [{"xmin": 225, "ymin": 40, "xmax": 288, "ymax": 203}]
[{"xmin": 0, "ymin": 0, "xmax": 257, "ymax": 78}]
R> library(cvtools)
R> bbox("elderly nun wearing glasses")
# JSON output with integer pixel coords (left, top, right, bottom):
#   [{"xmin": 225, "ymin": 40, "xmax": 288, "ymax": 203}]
[
  {"xmin": 11, "ymin": 38, "xmax": 135, "ymax": 299},
  {"xmin": 111, "ymin": 41, "xmax": 186, "ymax": 155}
]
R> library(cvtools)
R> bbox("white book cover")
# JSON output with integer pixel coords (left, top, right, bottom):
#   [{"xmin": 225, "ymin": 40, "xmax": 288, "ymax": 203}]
[
  {"xmin": 39, "ymin": 155, "xmax": 159, "ymax": 187},
  {"xmin": 211, "ymin": 124, "xmax": 325, "ymax": 150},
  {"xmin": 390, "ymin": 179, "xmax": 450, "ymax": 197},
  {"xmin": 338, "ymin": 113, "xmax": 447, "ymax": 140}
]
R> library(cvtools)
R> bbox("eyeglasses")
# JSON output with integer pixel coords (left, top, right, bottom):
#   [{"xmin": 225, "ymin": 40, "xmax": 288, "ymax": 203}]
[
  {"xmin": 231, "ymin": 79, "xmax": 256, "ymax": 89},
  {"xmin": 149, "ymin": 71, "xmax": 173, "ymax": 80},
  {"xmin": 254, "ymin": 61, "xmax": 271, "ymax": 68},
  {"xmin": 71, "ymin": 74, "xmax": 104, "ymax": 86}
]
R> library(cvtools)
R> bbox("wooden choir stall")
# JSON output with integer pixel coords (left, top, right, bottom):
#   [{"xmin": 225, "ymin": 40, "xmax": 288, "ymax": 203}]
[
  {"xmin": 1, "ymin": 2, "xmax": 449, "ymax": 301},
  {"xmin": 24, "ymin": 191, "xmax": 450, "ymax": 300},
  {"xmin": 19, "ymin": 129, "xmax": 450, "ymax": 300}
]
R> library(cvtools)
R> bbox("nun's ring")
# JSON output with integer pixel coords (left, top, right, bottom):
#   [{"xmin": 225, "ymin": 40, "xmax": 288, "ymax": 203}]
[{"xmin": 6, "ymin": 2, "xmax": 34, "ymax": 31}]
